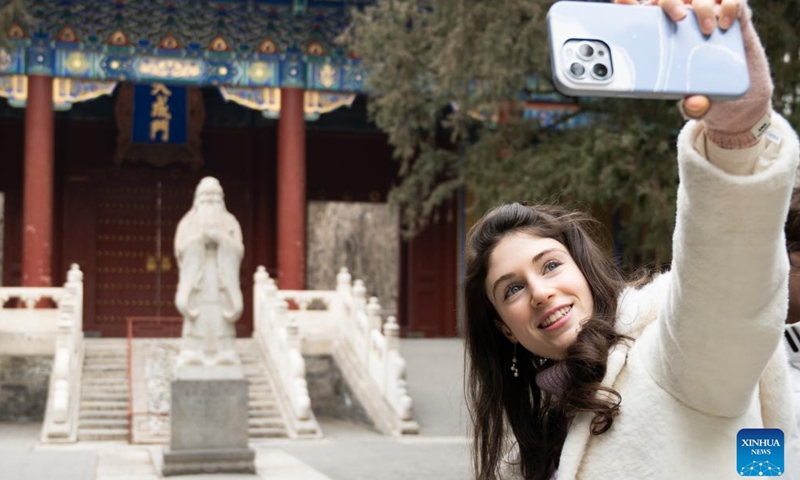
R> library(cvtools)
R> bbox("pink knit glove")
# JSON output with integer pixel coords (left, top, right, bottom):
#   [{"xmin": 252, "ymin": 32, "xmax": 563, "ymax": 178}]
[{"xmin": 687, "ymin": 2, "xmax": 773, "ymax": 149}]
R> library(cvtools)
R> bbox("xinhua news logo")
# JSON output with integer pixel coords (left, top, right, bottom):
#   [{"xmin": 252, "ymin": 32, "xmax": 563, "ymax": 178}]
[{"xmin": 737, "ymin": 428, "xmax": 784, "ymax": 476}]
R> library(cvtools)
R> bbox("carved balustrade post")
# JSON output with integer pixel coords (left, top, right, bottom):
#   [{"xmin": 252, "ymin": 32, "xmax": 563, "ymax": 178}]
[
  {"xmin": 367, "ymin": 297, "xmax": 382, "ymax": 333},
  {"xmin": 253, "ymin": 266, "xmax": 269, "ymax": 334},
  {"xmin": 275, "ymin": 299, "xmax": 289, "ymax": 329},
  {"xmin": 64, "ymin": 264, "xmax": 84, "ymax": 337},
  {"xmin": 383, "ymin": 316, "xmax": 400, "ymax": 352}
]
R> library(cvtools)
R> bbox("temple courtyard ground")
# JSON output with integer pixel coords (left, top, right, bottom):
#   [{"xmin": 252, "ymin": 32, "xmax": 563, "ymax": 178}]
[{"xmin": 0, "ymin": 338, "xmax": 471, "ymax": 480}]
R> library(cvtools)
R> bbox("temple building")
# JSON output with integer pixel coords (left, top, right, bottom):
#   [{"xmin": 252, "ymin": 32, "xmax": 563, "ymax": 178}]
[
  {"xmin": 0, "ymin": 1, "xmax": 585, "ymax": 440},
  {"xmin": 0, "ymin": 0, "xmax": 460, "ymax": 339}
]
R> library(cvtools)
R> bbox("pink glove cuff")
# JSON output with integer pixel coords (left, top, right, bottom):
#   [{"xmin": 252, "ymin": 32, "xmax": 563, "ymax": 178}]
[{"xmin": 692, "ymin": 2, "xmax": 774, "ymax": 149}]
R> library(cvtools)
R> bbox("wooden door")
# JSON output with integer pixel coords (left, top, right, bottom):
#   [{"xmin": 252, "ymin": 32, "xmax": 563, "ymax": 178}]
[
  {"xmin": 403, "ymin": 202, "xmax": 458, "ymax": 337},
  {"xmin": 63, "ymin": 170, "xmax": 253, "ymax": 338}
]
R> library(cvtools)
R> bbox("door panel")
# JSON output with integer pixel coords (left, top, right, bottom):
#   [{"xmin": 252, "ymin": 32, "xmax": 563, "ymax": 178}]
[
  {"xmin": 93, "ymin": 184, "xmax": 189, "ymax": 332},
  {"xmin": 405, "ymin": 202, "xmax": 458, "ymax": 337}
]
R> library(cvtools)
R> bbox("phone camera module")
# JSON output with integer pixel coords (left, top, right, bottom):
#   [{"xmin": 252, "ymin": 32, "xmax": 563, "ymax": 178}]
[
  {"xmin": 569, "ymin": 62, "xmax": 586, "ymax": 78},
  {"xmin": 578, "ymin": 43, "xmax": 594, "ymax": 59},
  {"xmin": 592, "ymin": 63, "xmax": 609, "ymax": 79}
]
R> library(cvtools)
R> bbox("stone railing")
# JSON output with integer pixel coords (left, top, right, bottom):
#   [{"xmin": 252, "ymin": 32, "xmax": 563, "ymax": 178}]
[
  {"xmin": 274, "ymin": 289, "xmax": 337, "ymax": 355},
  {"xmin": 0, "ymin": 265, "xmax": 84, "ymax": 442},
  {"xmin": 253, "ymin": 267, "xmax": 419, "ymax": 435},
  {"xmin": 252, "ymin": 265, "xmax": 417, "ymax": 437},
  {"xmin": 252, "ymin": 267, "xmax": 319, "ymax": 438},
  {"xmin": 332, "ymin": 268, "xmax": 417, "ymax": 435}
]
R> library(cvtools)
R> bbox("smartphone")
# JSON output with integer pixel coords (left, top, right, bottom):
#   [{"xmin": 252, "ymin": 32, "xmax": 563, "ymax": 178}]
[{"xmin": 547, "ymin": 1, "xmax": 749, "ymax": 100}]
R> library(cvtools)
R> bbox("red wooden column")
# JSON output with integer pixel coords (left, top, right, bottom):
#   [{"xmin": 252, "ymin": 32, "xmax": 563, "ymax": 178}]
[
  {"xmin": 276, "ymin": 87, "xmax": 306, "ymax": 289},
  {"xmin": 22, "ymin": 75, "xmax": 54, "ymax": 287}
]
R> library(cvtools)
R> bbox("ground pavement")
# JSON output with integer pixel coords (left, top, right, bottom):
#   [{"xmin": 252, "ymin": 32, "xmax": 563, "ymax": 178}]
[{"xmin": 0, "ymin": 338, "xmax": 471, "ymax": 480}]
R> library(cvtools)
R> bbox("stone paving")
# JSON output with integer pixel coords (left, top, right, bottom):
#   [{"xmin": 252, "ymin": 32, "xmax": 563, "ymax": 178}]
[{"xmin": 0, "ymin": 338, "xmax": 471, "ymax": 480}]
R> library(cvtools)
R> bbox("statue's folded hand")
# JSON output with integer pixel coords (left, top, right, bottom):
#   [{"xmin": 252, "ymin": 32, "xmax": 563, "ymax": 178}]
[{"xmin": 204, "ymin": 226, "xmax": 229, "ymax": 244}]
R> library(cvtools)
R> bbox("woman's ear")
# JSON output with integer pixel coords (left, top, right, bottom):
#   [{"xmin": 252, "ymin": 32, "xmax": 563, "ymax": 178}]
[{"xmin": 493, "ymin": 319, "xmax": 517, "ymax": 343}]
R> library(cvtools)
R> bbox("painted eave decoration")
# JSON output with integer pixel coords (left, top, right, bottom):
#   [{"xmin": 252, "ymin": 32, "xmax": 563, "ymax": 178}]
[{"xmin": 0, "ymin": 0, "xmax": 372, "ymax": 91}]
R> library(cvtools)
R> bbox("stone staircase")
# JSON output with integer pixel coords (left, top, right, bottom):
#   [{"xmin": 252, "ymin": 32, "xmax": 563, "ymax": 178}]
[
  {"xmin": 237, "ymin": 340, "xmax": 288, "ymax": 439},
  {"xmin": 78, "ymin": 339, "xmax": 130, "ymax": 441},
  {"xmin": 75, "ymin": 338, "xmax": 287, "ymax": 443}
]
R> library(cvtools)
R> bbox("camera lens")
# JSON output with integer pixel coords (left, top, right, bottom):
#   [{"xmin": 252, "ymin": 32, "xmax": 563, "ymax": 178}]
[
  {"xmin": 569, "ymin": 62, "xmax": 585, "ymax": 77},
  {"xmin": 593, "ymin": 63, "xmax": 609, "ymax": 78},
  {"xmin": 578, "ymin": 44, "xmax": 594, "ymax": 58}
]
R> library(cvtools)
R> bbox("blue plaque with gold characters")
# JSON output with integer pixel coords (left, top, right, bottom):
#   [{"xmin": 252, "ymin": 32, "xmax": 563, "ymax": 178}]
[{"xmin": 132, "ymin": 83, "xmax": 187, "ymax": 145}]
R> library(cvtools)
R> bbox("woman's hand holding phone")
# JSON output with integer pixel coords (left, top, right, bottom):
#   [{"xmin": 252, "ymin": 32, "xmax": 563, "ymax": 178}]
[{"xmin": 616, "ymin": 0, "xmax": 773, "ymax": 149}]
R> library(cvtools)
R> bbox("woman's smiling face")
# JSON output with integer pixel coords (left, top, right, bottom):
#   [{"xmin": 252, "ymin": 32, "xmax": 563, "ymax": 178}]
[{"xmin": 484, "ymin": 232, "xmax": 594, "ymax": 360}]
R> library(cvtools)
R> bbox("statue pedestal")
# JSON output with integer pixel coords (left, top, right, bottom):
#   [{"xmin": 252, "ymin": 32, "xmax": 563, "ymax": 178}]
[{"xmin": 162, "ymin": 365, "xmax": 255, "ymax": 476}]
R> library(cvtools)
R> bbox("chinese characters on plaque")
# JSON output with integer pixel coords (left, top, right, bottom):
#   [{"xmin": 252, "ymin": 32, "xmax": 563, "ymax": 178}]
[{"xmin": 132, "ymin": 83, "xmax": 188, "ymax": 145}]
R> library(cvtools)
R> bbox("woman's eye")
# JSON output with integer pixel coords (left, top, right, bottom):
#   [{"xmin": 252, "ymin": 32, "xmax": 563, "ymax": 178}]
[
  {"xmin": 504, "ymin": 284, "xmax": 523, "ymax": 299},
  {"xmin": 544, "ymin": 260, "xmax": 562, "ymax": 273}
]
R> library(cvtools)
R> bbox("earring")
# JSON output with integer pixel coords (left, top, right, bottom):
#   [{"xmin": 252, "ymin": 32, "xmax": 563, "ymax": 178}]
[{"xmin": 511, "ymin": 343, "xmax": 519, "ymax": 378}]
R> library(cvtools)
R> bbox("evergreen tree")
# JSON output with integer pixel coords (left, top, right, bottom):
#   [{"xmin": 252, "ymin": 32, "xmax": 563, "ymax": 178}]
[{"xmin": 345, "ymin": 0, "xmax": 800, "ymax": 269}]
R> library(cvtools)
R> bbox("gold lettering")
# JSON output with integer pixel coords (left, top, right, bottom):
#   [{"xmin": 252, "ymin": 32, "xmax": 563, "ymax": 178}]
[
  {"xmin": 149, "ymin": 84, "xmax": 172, "ymax": 142},
  {"xmin": 151, "ymin": 83, "xmax": 172, "ymax": 97},
  {"xmin": 151, "ymin": 95, "xmax": 171, "ymax": 118}
]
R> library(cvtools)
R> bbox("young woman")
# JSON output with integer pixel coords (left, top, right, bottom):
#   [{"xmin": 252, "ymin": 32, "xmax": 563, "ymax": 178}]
[{"xmin": 464, "ymin": 1, "xmax": 798, "ymax": 479}]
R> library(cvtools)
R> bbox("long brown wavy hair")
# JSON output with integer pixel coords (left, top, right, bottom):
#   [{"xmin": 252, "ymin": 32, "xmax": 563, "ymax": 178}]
[{"xmin": 464, "ymin": 203, "xmax": 629, "ymax": 480}]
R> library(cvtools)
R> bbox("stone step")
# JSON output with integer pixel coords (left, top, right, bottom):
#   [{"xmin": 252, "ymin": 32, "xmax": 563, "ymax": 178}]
[
  {"xmin": 248, "ymin": 384, "xmax": 272, "ymax": 393},
  {"xmin": 248, "ymin": 427, "xmax": 287, "ymax": 438},
  {"xmin": 249, "ymin": 400, "xmax": 278, "ymax": 410},
  {"xmin": 82, "ymin": 385, "xmax": 128, "ymax": 392},
  {"xmin": 248, "ymin": 391, "xmax": 272, "ymax": 399},
  {"xmin": 82, "ymin": 368, "xmax": 128, "ymax": 380},
  {"xmin": 81, "ymin": 389, "xmax": 128, "ymax": 398},
  {"xmin": 80, "ymin": 400, "xmax": 127, "ymax": 411},
  {"xmin": 82, "ymin": 392, "xmax": 128, "ymax": 402},
  {"xmin": 247, "ymin": 378, "xmax": 269, "ymax": 385},
  {"xmin": 77, "ymin": 428, "xmax": 128, "ymax": 441},
  {"xmin": 83, "ymin": 364, "xmax": 127, "ymax": 372},
  {"xmin": 84, "ymin": 362, "xmax": 126, "ymax": 368},
  {"xmin": 248, "ymin": 417, "xmax": 284, "ymax": 428},
  {"xmin": 82, "ymin": 377, "xmax": 128, "ymax": 385},
  {"xmin": 83, "ymin": 358, "xmax": 127, "ymax": 364},
  {"xmin": 80, "ymin": 410, "xmax": 128, "ymax": 419},
  {"xmin": 84, "ymin": 351, "xmax": 127, "ymax": 357},
  {"xmin": 82, "ymin": 385, "xmax": 128, "ymax": 393},
  {"xmin": 84, "ymin": 346, "xmax": 128, "ymax": 352},
  {"xmin": 79, "ymin": 418, "xmax": 130, "ymax": 429},
  {"xmin": 249, "ymin": 408, "xmax": 281, "ymax": 418},
  {"xmin": 81, "ymin": 376, "xmax": 128, "ymax": 383}
]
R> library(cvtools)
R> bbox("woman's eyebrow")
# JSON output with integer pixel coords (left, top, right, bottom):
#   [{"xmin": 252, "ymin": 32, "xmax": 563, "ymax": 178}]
[{"xmin": 532, "ymin": 248, "xmax": 558, "ymax": 264}]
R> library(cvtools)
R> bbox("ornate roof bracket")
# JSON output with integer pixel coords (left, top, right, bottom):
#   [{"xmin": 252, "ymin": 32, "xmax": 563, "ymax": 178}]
[
  {"xmin": 0, "ymin": 2, "xmax": 370, "ymax": 91},
  {"xmin": 219, "ymin": 86, "xmax": 356, "ymax": 121},
  {"xmin": 0, "ymin": 75, "xmax": 117, "ymax": 110}
]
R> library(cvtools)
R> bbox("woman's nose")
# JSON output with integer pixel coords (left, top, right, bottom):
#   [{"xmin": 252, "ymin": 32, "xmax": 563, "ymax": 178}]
[{"xmin": 529, "ymin": 281, "xmax": 555, "ymax": 307}]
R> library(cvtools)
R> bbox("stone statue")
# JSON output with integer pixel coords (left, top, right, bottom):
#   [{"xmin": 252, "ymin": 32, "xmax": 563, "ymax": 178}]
[{"xmin": 174, "ymin": 177, "xmax": 244, "ymax": 367}]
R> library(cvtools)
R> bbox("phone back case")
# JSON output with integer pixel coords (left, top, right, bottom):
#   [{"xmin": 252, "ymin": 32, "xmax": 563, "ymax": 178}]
[{"xmin": 547, "ymin": 1, "xmax": 749, "ymax": 99}]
